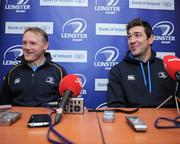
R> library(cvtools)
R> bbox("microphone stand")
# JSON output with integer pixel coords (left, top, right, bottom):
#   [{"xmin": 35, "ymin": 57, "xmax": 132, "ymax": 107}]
[{"xmin": 156, "ymin": 72, "xmax": 180, "ymax": 113}]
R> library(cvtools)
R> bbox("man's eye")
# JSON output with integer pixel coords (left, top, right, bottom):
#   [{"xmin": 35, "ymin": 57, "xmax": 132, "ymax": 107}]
[
  {"xmin": 30, "ymin": 42, "xmax": 37, "ymax": 45},
  {"xmin": 135, "ymin": 34, "xmax": 142, "ymax": 38},
  {"xmin": 128, "ymin": 35, "xmax": 131, "ymax": 39},
  {"xmin": 22, "ymin": 42, "xmax": 26, "ymax": 45}
]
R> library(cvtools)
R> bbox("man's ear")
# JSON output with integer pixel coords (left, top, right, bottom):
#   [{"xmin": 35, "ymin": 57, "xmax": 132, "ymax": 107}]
[
  {"xmin": 43, "ymin": 42, "xmax": 48, "ymax": 51},
  {"xmin": 149, "ymin": 34, "xmax": 154, "ymax": 45}
]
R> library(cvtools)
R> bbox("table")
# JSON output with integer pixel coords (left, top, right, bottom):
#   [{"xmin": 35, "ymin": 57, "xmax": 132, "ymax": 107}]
[
  {"xmin": 97, "ymin": 108, "xmax": 180, "ymax": 144},
  {"xmin": 0, "ymin": 107, "xmax": 103, "ymax": 144},
  {"xmin": 0, "ymin": 107, "xmax": 179, "ymax": 144}
]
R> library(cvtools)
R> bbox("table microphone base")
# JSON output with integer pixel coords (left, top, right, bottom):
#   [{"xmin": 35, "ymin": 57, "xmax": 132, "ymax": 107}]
[{"xmin": 156, "ymin": 95, "xmax": 180, "ymax": 113}]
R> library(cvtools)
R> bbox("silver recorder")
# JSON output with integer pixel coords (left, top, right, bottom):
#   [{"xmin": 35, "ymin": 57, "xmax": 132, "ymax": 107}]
[
  {"xmin": 0, "ymin": 111, "xmax": 22, "ymax": 126},
  {"xmin": 126, "ymin": 115, "xmax": 147, "ymax": 132}
]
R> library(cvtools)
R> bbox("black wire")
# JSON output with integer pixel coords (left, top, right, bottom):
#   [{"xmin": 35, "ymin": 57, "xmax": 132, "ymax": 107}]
[{"xmin": 88, "ymin": 108, "xmax": 139, "ymax": 114}]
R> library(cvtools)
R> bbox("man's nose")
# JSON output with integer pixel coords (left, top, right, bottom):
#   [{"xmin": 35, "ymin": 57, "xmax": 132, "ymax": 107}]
[
  {"xmin": 129, "ymin": 36, "xmax": 136, "ymax": 43},
  {"xmin": 23, "ymin": 43, "xmax": 31, "ymax": 49}
]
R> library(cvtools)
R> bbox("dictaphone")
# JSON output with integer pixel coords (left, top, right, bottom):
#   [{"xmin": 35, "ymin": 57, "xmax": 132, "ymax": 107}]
[
  {"xmin": 126, "ymin": 115, "xmax": 147, "ymax": 132},
  {"xmin": 0, "ymin": 111, "xmax": 22, "ymax": 126},
  {"xmin": 103, "ymin": 110, "xmax": 115, "ymax": 123}
]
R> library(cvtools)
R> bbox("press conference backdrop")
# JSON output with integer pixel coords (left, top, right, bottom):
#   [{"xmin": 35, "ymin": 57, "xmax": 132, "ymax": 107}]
[{"xmin": 0, "ymin": 0, "xmax": 179, "ymax": 109}]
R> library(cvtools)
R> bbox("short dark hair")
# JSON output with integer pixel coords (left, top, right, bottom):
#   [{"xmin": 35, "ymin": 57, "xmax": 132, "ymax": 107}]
[
  {"xmin": 23, "ymin": 27, "xmax": 48, "ymax": 43},
  {"xmin": 126, "ymin": 18, "xmax": 154, "ymax": 39}
]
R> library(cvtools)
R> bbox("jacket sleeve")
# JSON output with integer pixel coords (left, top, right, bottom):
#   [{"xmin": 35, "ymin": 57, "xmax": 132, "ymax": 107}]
[
  {"xmin": 0, "ymin": 74, "xmax": 13, "ymax": 105},
  {"xmin": 107, "ymin": 65, "xmax": 127, "ymax": 107}
]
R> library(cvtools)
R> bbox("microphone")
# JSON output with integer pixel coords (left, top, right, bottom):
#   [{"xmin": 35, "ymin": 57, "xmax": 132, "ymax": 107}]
[
  {"xmin": 163, "ymin": 55, "xmax": 180, "ymax": 81},
  {"xmin": 156, "ymin": 55, "xmax": 180, "ymax": 112},
  {"xmin": 54, "ymin": 74, "xmax": 82, "ymax": 124}
]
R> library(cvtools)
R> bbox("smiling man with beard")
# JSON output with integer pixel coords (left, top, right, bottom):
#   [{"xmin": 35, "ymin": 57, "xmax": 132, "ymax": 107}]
[{"xmin": 0, "ymin": 27, "xmax": 67, "ymax": 106}]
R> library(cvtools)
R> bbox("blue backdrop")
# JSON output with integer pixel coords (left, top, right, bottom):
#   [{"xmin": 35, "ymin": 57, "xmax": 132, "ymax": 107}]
[{"xmin": 0, "ymin": 0, "xmax": 179, "ymax": 108}]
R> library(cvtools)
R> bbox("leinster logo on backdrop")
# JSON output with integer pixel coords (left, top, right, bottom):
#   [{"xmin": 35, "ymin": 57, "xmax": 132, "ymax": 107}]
[
  {"xmin": 94, "ymin": 46, "xmax": 119, "ymax": 70},
  {"xmin": 94, "ymin": 0, "xmax": 120, "ymax": 14},
  {"xmin": 61, "ymin": 18, "xmax": 88, "ymax": 42},
  {"xmin": 3, "ymin": 45, "xmax": 23, "ymax": 65},
  {"xmin": 152, "ymin": 21, "xmax": 175, "ymax": 44},
  {"xmin": 74, "ymin": 74, "xmax": 87, "ymax": 95},
  {"xmin": 5, "ymin": 0, "xmax": 29, "ymax": 4},
  {"xmin": 5, "ymin": 0, "xmax": 30, "ymax": 13}
]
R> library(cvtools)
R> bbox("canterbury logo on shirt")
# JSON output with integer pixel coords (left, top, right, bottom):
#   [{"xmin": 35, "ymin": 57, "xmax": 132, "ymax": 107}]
[{"xmin": 127, "ymin": 75, "xmax": 136, "ymax": 80}]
